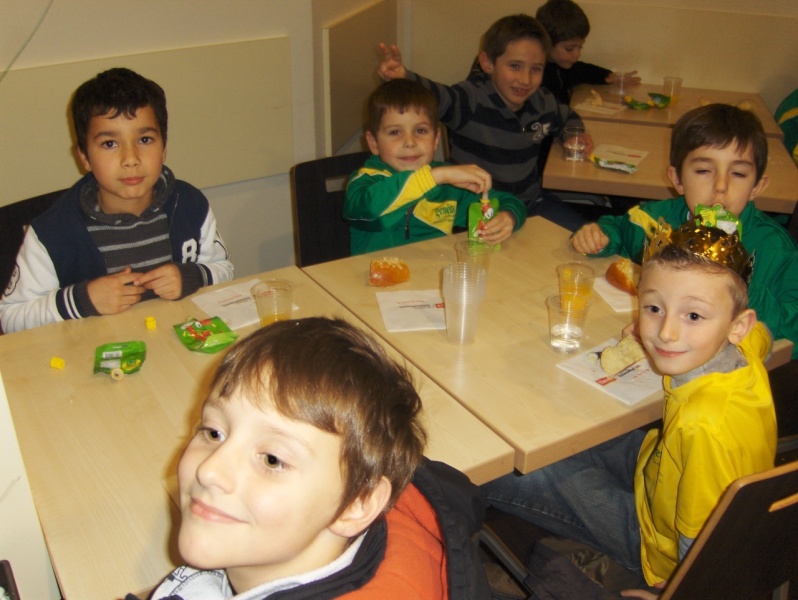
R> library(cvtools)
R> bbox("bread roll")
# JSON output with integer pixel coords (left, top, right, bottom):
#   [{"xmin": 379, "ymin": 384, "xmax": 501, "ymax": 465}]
[
  {"xmin": 369, "ymin": 257, "xmax": 410, "ymax": 287},
  {"xmin": 605, "ymin": 258, "xmax": 639, "ymax": 296},
  {"xmin": 600, "ymin": 335, "xmax": 647, "ymax": 376}
]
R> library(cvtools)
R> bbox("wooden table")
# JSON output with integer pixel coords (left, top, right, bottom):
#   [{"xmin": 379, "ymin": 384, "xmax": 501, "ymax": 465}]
[
  {"xmin": 303, "ymin": 219, "xmax": 664, "ymax": 475},
  {"xmin": 0, "ymin": 266, "xmax": 513, "ymax": 600},
  {"xmin": 571, "ymin": 83, "xmax": 783, "ymax": 139},
  {"xmin": 543, "ymin": 120, "xmax": 798, "ymax": 214}
]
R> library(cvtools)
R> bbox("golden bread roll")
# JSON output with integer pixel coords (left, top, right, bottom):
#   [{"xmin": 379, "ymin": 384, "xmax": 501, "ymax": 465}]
[
  {"xmin": 605, "ymin": 258, "xmax": 639, "ymax": 296},
  {"xmin": 368, "ymin": 257, "xmax": 410, "ymax": 287},
  {"xmin": 600, "ymin": 335, "xmax": 647, "ymax": 376}
]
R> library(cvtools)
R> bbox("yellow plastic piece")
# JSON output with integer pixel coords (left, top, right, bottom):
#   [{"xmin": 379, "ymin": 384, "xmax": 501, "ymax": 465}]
[
  {"xmin": 145, "ymin": 316, "xmax": 157, "ymax": 330},
  {"xmin": 50, "ymin": 357, "xmax": 66, "ymax": 370},
  {"xmin": 111, "ymin": 368, "xmax": 125, "ymax": 381}
]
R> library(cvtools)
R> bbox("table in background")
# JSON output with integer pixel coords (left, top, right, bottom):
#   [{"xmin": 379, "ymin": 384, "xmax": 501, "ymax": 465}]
[
  {"xmin": 543, "ymin": 120, "xmax": 798, "ymax": 215},
  {"xmin": 571, "ymin": 83, "xmax": 783, "ymax": 139},
  {"xmin": 0, "ymin": 266, "xmax": 513, "ymax": 600},
  {"xmin": 304, "ymin": 218, "xmax": 664, "ymax": 475}
]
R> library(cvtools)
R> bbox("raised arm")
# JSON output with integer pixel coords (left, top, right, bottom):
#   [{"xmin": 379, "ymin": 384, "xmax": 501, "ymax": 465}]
[{"xmin": 378, "ymin": 43, "xmax": 407, "ymax": 81}]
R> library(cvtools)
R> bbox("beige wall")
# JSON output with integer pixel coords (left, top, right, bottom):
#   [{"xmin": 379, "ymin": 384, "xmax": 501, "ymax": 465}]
[
  {"xmin": 408, "ymin": 0, "xmax": 798, "ymax": 112},
  {"xmin": 2, "ymin": 0, "xmax": 795, "ymax": 280}
]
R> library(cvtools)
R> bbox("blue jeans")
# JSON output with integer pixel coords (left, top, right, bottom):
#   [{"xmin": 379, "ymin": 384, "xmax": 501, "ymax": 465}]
[{"xmin": 482, "ymin": 429, "xmax": 647, "ymax": 574}]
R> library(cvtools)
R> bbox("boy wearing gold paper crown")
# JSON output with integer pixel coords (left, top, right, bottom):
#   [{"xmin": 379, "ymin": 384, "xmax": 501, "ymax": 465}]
[
  {"xmin": 570, "ymin": 104, "xmax": 798, "ymax": 363},
  {"xmin": 482, "ymin": 221, "xmax": 776, "ymax": 597}
]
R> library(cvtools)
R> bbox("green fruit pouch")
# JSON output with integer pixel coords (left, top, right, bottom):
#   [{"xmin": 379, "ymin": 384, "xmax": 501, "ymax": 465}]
[
  {"xmin": 174, "ymin": 316, "xmax": 239, "ymax": 354},
  {"xmin": 468, "ymin": 196, "xmax": 500, "ymax": 250},
  {"xmin": 694, "ymin": 203, "xmax": 742, "ymax": 237},
  {"xmin": 94, "ymin": 341, "xmax": 147, "ymax": 379}
]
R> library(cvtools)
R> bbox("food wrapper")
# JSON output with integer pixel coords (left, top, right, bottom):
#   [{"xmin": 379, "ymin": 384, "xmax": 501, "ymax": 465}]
[
  {"xmin": 94, "ymin": 341, "xmax": 146, "ymax": 379},
  {"xmin": 694, "ymin": 203, "xmax": 742, "ymax": 237},
  {"xmin": 590, "ymin": 155, "xmax": 637, "ymax": 174},
  {"xmin": 622, "ymin": 92, "xmax": 671, "ymax": 110},
  {"xmin": 174, "ymin": 316, "xmax": 238, "ymax": 353},
  {"xmin": 469, "ymin": 196, "xmax": 500, "ymax": 250}
]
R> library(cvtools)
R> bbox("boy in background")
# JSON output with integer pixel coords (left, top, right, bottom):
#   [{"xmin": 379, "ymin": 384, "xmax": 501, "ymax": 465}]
[
  {"xmin": 571, "ymin": 103, "xmax": 798, "ymax": 362},
  {"xmin": 483, "ymin": 222, "xmax": 777, "ymax": 596},
  {"xmin": 345, "ymin": 79, "xmax": 526, "ymax": 254},
  {"xmin": 0, "ymin": 68, "xmax": 233, "ymax": 333},
  {"xmin": 378, "ymin": 14, "xmax": 591, "ymax": 231},
  {"xmin": 536, "ymin": 0, "xmax": 640, "ymax": 106},
  {"xmin": 136, "ymin": 317, "xmax": 489, "ymax": 599}
]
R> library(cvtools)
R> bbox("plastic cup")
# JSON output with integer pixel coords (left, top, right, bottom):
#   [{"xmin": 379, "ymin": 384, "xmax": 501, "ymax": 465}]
[
  {"xmin": 252, "ymin": 280, "xmax": 294, "ymax": 327},
  {"xmin": 663, "ymin": 76, "xmax": 683, "ymax": 106},
  {"xmin": 455, "ymin": 239, "xmax": 492, "ymax": 274},
  {"xmin": 546, "ymin": 293, "xmax": 589, "ymax": 353},
  {"xmin": 556, "ymin": 262, "xmax": 596, "ymax": 301},
  {"xmin": 611, "ymin": 71, "xmax": 630, "ymax": 100},
  {"xmin": 563, "ymin": 126, "xmax": 587, "ymax": 162},
  {"xmin": 441, "ymin": 263, "xmax": 487, "ymax": 345}
]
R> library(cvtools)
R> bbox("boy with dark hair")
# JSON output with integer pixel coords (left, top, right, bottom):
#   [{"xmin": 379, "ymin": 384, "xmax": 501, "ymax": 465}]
[
  {"xmin": 571, "ymin": 103, "xmax": 798, "ymax": 361},
  {"xmin": 0, "ymin": 67, "xmax": 233, "ymax": 332},
  {"xmin": 345, "ymin": 79, "xmax": 526, "ymax": 254},
  {"xmin": 484, "ymin": 222, "xmax": 777, "ymax": 596},
  {"xmin": 377, "ymin": 14, "xmax": 591, "ymax": 231},
  {"xmin": 535, "ymin": 0, "xmax": 640, "ymax": 105},
  {"xmin": 136, "ymin": 317, "xmax": 489, "ymax": 599}
]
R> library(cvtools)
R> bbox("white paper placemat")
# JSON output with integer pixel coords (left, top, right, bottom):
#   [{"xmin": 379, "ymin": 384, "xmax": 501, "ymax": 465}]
[
  {"xmin": 594, "ymin": 277, "xmax": 638, "ymax": 312},
  {"xmin": 376, "ymin": 290, "xmax": 446, "ymax": 332},
  {"xmin": 592, "ymin": 144, "xmax": 649, "ymax": 167},
  {"xmin": 573, "ymin": 100, "xmax": 625, "ymax": 115},
  {"xmin": 556, "ymin": 338, "xmax": 661, "ymax": 405}
]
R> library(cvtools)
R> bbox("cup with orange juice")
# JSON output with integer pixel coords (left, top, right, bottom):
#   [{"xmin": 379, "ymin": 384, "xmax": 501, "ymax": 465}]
[
  {"xmin": 556, "ymin": 262, "xmax": 595, "ymax": 302},
  {"xmin": 252, "ymin": 280, "xmax": 294, "ymax": 327}
]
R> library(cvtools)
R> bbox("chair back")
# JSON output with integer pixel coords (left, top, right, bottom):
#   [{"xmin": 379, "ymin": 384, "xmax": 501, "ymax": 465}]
[
  {"xmin": 291, "ymin": 152, "xmax": 371, "ymax": 267},
  {"xmin": 0, "ymin": 190, "xmax": 64, "ymax": 293},
  {"xmin": 661, "ymin": 460, "xmax": 798, "ymax": 599}
]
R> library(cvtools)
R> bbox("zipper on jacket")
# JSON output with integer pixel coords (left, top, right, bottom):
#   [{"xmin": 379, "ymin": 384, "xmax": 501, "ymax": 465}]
[{"xmin": 404, "ymin": 205, "xmax": 414, "ymax": 239}]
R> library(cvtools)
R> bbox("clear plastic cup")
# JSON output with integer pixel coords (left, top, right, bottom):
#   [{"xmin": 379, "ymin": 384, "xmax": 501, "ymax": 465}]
[
  {"xmin": 556, "ymin": 262, "xmax": 596, "ymax": 301},
  {"xmin": 546, "ymin": 293, "xmax": 589, "ymax": 353},
  {"xmin": 455, "ymin": 239, "xmax": 492, "ymax": 274},
  {"xmin": 252, "ymin": 280, "xmax": 294, "ymax": 327},
  {"xmin": 663, "ymin": 76, "xmax": 683, "ymax": 106},
  {"xmin": 441, "ymin": 263, "xmax": 487, "ymax": 345},
  {"xmin": 563, "ymin": 126, "xmax": 587, "ymax": 161}
]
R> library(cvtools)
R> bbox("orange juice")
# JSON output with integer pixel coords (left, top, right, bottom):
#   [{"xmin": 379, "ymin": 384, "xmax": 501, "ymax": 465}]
[{"xmin": 259, "ymin": 312, "xmax": 290, "ymax": 327}]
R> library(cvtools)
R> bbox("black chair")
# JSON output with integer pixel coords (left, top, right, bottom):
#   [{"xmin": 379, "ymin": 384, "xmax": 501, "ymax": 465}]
[
  {"xmin": 660, "ymin": 459, "xmax": 798, "ymax": 600},
  {"xmin": 0, "ymin": 189, "xmax": 64, "ymax": 293},
  {"xmin": 290, "ymin": 151, "xmax": 371, "ymax": 267}
]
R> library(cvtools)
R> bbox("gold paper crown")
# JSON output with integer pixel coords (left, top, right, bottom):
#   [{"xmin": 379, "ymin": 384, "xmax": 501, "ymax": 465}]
[{"xmin": 644, "ymin": 219, "xmax": 754, "ymax": 285}]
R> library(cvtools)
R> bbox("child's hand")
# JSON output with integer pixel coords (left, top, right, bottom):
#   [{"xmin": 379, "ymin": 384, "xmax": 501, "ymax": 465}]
[
  {"xmin": 480, "ymin": 211, "xmax": 516, "ymax": 245},
  {"xmin": 431, "ymin": 164, "xmax": 491, "ymax": 195},
  {"xmin": 87, "ymin": 266, "xmax": 145, "ymax": 314},
  {"xmin": 606, "ymin": 70, "xmax": 641, "ymax": 88},
  {"xmin": 621, "ymin": 320, "xmax": 640, "ymax": 343},
  {"xmin": 134, "ymin": 264, "xmax": 182, "ymax": 300},
  {"xmin": 620, "ymin": 579, "xmax": 665, "ymax": 599},
  {"xmin": 571, "ymin": 223, "xmax": 609, "ymax": 254},
  {"xmin": 378, "ymin": 43, "xmax": 407, "ymax": 81}
]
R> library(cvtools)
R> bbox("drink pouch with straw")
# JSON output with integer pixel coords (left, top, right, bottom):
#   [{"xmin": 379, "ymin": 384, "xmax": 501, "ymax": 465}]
[
  {"xmin": 468, "ymin": 193, "xmax": 500, "ymax": 250},
  {"xmin": 694, "ymin": 203, "xmax": 742, "ymax": 237}
]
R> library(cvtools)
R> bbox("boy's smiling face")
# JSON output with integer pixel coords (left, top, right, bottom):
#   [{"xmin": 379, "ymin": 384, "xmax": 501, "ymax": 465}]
[
  {"xmin": 366, "ymin": 107, "xmax": 440, "ymax": 172},
  {"xmin": 78, "ymin": 105, "xmax": 166, "ymax": 217},
  {"xmin": 550, "ymin": 38, "xmax": 585, "ymax": 70},
  {"xmin": 479, "ymin": 38, "xmax": 547, "ymax": 111},
  {"xmin": 638, "ymin": 263, "xmax": 752, "ymax": 376},
  {"xmin": 177, "ymin": 390, "xmax": 353, "ymax": 593},
  {"xmin": 668, "ymin": 142, "xmax": 769, "ymax": 218}
]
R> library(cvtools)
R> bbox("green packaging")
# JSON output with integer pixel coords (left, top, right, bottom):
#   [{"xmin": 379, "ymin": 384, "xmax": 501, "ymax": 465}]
[
  {"xmin": 694, "ymin": 203, "xmax": 742, "ymax": 237},
  {"xmin": 468, "ymin": 196, "xmax": 500, "ymax": 250},
  {"xmin": 94, "ymin": 341, "xmax": 146, "ymax": 378},
  {"xmin": 173, "ymin": 316, "xmax": 238, "ymax": 353}
]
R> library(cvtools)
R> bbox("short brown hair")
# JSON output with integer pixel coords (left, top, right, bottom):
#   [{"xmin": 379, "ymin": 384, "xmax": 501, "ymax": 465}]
[
  {"xmin": 365, "ymin": 79, "xmax": 439, "ymax": 136},
  {"xmin": 208, "ymin": 317, "xmax": 426, "ymax": 516},
  {"xmin": 480, "ymin": 14, "xmax": 551, "ymax": 62},
  {"xmin": 641, "ymin": 244, "xmax": 749, "ymax": 317},
  {"xmin": 536, "ymin": 0, "xmax": 591, "ymax": 46},
  {"xmin": 670, "ymin": 104, "xmax": 768, "ymax": 183}
]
